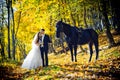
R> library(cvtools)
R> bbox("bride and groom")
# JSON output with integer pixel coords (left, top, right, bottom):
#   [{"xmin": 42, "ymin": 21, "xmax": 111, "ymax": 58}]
[{"xmin": 21, "ymin": 29, "xmax": 51, "ymax": 69}]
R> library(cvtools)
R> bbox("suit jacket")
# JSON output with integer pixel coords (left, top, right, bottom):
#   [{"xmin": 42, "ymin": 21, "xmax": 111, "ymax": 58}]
[{"xmin": 42, "ymin": 34, "xmax": 51, "ymax": 51}]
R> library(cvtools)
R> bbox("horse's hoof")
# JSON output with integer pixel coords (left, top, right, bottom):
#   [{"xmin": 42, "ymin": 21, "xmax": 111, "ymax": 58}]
[
  {"xmin": 75, "ymin": 60, "xmax": 77, "ymax": 62},
  {"xmin": 88, "ymin": 60, "xmax": 91, "ymax": 63},
  {"xmin": 71, "ymin": 60, "xmax": 74, "ymax": 62}
]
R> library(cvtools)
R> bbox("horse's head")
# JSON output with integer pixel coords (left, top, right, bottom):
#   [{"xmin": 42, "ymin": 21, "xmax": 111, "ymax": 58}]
[{"xmin": 56, "ymin": 21, "xmax": 63, "ymax": 38}]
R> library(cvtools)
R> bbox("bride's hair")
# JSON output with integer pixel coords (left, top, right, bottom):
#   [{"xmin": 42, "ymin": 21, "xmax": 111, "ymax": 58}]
[{"xmin": 35, "ymin": 32, "xmax": 40, "ymax": 44}]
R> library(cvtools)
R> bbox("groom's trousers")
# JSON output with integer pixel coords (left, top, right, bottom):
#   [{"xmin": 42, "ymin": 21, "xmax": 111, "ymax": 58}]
[{"xmin": 40, "ymin": 47, "xmax": 48, "ymax": 67}]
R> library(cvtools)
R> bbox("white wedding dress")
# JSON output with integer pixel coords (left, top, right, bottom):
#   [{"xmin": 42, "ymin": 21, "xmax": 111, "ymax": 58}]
[{"xmin": 21, "ymin": 33, "xmax": 42, "ymax": 69}]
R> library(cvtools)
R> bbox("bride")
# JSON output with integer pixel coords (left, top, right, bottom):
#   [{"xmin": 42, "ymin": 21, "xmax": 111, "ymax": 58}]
[{"xmin": 21, "ymin": 32, "xmax": 43, "ymax": 69}]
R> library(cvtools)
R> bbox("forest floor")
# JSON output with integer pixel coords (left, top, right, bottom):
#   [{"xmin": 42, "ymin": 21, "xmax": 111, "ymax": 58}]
[{"xmin": 0, "ymin": 31, "xmax": 120, "ymax": 80}]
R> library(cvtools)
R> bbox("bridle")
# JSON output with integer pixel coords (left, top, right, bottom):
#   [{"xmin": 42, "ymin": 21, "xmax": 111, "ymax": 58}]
[{"xmin": 60, "ymin": 21, "xmax": 64, "ymax": 32}]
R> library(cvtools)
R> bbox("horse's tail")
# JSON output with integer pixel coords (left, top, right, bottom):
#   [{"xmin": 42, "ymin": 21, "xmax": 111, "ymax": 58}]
[
  {"xmin": 90, "ymin": 29, "xmax": 98, "ymax": 41},
  {"xmin": 88, "ymin": 29, "xmax": 99, "ymax": 50}
]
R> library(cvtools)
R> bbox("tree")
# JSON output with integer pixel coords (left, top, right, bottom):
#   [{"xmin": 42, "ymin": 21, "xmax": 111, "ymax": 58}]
[
  {"xmin": 11, "ymin": 2, "xmax": 16, "ymax": 60},
  {"xmin": 110, "ymin": 0, "xmax": 120, "ymax": 34},
  {"xmin": 83, "ymin": 0, "xmax": 88, "ymax": 28},
  {"xmin": 0, "ymin": 1, "xmax": 5, "ymax": 60},
  {"xmin": 100, "ymin": 0, "xmax": 115, "ymax": 47},
  {"xmin": 6, "ymin": 0, "xmax": 12, "ymax": 58},
  {"xmin": 11, "ymin": 0, "xmax": 119, "ymax": 58}
]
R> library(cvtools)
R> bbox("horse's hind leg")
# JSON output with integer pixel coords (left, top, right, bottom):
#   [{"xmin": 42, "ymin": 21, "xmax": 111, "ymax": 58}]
[
  {"xmin": 69, "ymin": 44, "xmax": 74, "ymax": 62},
  {"xmin": 89, "ymin": 42, "xmax": 93, "ymax": 62},
  {"xmin": 94, "ymin": 40, "xmax": 99, "ymax": 61},
  {"xmin": 74, "ymin": 45, "xmax": 77, "ymax": 62}
]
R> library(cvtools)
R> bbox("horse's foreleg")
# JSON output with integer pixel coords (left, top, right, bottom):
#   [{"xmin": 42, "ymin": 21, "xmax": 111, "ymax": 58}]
[
  {"xmin": 74, "ymin": 45, "xmax": 77, "ymax": 62},
  {"xmin": 89, "ymin": 42, "xmax": 93, "ymax": 62},
  {"xmin": 69, "ymin": 44, "xmax": 74, "ymax": 62}
]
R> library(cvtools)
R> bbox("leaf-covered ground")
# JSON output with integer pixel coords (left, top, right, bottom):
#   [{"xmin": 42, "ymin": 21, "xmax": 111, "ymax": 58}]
[{"xmin": 0, "ymin": 32, "xmax": 120, "ymax": 80}]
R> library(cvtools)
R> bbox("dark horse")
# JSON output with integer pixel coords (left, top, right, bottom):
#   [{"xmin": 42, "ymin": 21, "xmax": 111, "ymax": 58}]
[{"xmin": 56, "ymin": 21, "xmax": 99, "ymax": 62}]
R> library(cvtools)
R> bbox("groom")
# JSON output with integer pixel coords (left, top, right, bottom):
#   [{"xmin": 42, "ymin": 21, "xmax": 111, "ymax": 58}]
[{"xmin": 39, "ymin": 29, "xmax": 51, "ymax": 67}]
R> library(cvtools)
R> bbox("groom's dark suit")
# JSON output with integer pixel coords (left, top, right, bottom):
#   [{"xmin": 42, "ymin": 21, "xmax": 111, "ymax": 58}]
[{"xmin": 40, "ymin": 34, "xmax": 51, "ymax": 67}]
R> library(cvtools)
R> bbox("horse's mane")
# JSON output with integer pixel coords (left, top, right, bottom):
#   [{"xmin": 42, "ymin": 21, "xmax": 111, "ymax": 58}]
[{"xmin": 62, "ymin": 21, "xmax": 72, "ymax": 28}]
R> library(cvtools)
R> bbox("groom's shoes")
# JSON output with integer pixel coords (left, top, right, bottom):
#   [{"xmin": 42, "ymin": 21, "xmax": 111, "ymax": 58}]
[
  {"xmin": 43, "ymin": 65, "xmax": 45, "ymax": 67},
  {"xmin": 46, "ymin": 64, "xmax": 48, "ymax": 67},
  {"xmin": 43, "ymin": 65, "xmax": 48, "ymax": 67},
  {"xmin": 46, "ymin": 65, "xmax": 48, "ymax": 67}
]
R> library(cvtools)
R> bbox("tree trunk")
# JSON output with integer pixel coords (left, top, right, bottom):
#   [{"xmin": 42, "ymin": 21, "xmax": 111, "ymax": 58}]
[
  {"xmin": 101, "ymin": 0, "xmax": 115, "ymax": 47},
  {"xmin": 83, "ymin": 1, "xmax": 88, "ymax": 28},
  {"xmin": 15, "ymin": 11, "xmax": 21, "ymax": 37},
  {"xmin": 16, "ymin": 40, "xmax": 26, "ymax": 59},
  {"xmin": 98, "ymin": 0, "xmax": 103, "ymax": 31},
  {"xmin": 67, "ymin": 0, "xmax": 76, "ymax": 26},
  {"xmin": 110, "ymin": 0, "xmax": 120, "ymax": 34},
  {"xmin": 77, "ymin": 14, "xmax": 81, "ymax": 27},
  {"xmin": 70, "ymin": 12, "xmax": 76, "ymax": 26},
  {"xmin": 7, "ymin": 0, "xmax": 11, "ymax": 58},
  {"xmin": 11, "ymin": 4, "xmax": 16, "ymax": 60},
  {"xmin": 0, "ymin": 2, "xmax": 5, "ymax": 59},
  {"xmin": 0, "ymin": 34, "xmax": 5, "ymax": 59},
  {"xmin": 58, "ymin": 0, "xmax": 61, "ymax": 20}
]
